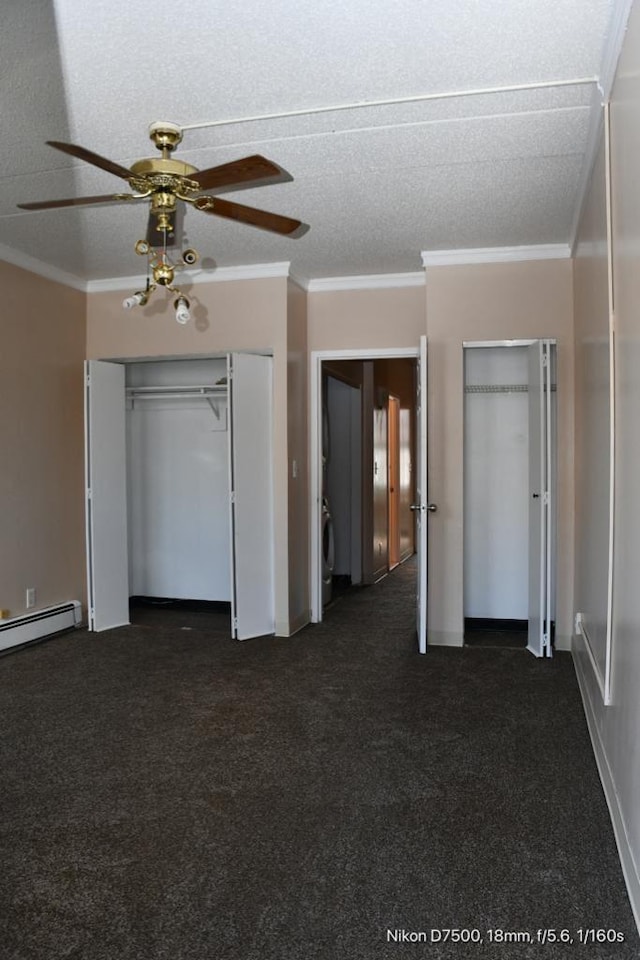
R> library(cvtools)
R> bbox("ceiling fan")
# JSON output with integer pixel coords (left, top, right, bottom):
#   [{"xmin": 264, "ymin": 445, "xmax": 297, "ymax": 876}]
[{"xmin": 17, "ymin": 120, "xmax": 308, "ymax": 243}]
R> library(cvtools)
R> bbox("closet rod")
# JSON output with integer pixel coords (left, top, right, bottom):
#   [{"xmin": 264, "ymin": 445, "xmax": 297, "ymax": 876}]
[{"xmin": 126, "ymin": 384, "xmax": 227, "ymax": 398}]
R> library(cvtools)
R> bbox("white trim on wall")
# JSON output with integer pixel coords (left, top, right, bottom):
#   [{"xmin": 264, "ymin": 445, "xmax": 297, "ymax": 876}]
[
  {"xmin": 569, "ymin": 98, "xmax": 606, "ymax": 255},
  {"xmin": 569, "ymin": 1, "xmax": 635, "ymax": 254},
  {"xmin": 599, "ymin": 0, "xmax": 636, "ymax": 100},
  {"xmin": 573, "ymin": 104, "xmax": 615, "ymax": 707},
  {"xmin": 604, "ymin": 99, "xmax": 617, "ymax": 708}
]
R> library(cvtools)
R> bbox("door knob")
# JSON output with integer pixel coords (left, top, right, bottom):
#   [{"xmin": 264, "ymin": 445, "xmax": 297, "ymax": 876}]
[{"xmin": 427, "ymin": 503, "xmax": 438, "ymax": 513}]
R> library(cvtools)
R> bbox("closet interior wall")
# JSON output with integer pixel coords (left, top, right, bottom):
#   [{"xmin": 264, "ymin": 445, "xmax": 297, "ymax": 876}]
[
  {"xmin": 464, "ymin": 346, "xmax": 529, "ymax": 621},
  {"xmin": 126, "ymin": 357, "xmax": 230, "ymax": 602}
]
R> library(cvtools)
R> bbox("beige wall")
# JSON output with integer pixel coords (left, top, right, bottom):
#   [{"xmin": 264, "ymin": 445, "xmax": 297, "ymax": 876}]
[
  {"xmin": 287, "ymin": 281, "xmax": 309, "ymax": 630},
  {"xmin": 86, "ymin": 277, "xmax": 292, "ymax": 634},
  {"xmin": 0, "ymin": 261, "xmax": 86, "ymax": 617},
  {"xmin": 308, "ymin": 284, "xmax": 425, "ymax": 351},
  {"xmin": 572, "ymin": 0, "xmax": 640, "ymax": 929},
  {"xmin": 307, "ymin": 273, "xmax": 576, "ymax": 647},
  {"xmin": 607, "ymin": 9, "xmax": 640, "ymax": 911},
  {"xmin": 425, "ymin": 259, "xmax": 575, "ymax": 645},
  {"xmin": 86, "ymin": 278, "xmax": 286, "ymax": 360}
]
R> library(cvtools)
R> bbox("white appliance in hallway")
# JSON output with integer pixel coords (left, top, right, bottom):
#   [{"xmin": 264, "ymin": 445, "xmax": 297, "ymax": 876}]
[
  {"xmin": 321, "ymin": 386, "xmax": 335, "ymax": 606},
  {"xmin": 323, "ymin": 373, "xmax": 363, "ymax": 603},
  {"xmin": 321, "ymin": 497, "xmax": 335, "ymax": 606}
]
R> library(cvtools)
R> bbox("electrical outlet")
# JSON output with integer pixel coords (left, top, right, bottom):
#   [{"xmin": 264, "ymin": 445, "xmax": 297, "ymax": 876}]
[
  {"xmin": 25, "ymin": 587, "xmax": 36, "ymax": 609},
  {"xmin": 574, "ymin": 612, "xmax": 584, "ymax": 634}
]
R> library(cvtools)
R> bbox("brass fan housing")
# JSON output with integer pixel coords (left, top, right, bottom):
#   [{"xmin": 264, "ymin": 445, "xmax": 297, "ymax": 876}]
[
  {"xmin": 129, "ymin": 158, "xmax": 198, "ymax": 179},
  {"xmin": 130, "ymin": 125, "xmax": 199, "ymax": 199},
  {"xmin": 128, "ymin": 158, "xmax": 200, "ymax": 200}
]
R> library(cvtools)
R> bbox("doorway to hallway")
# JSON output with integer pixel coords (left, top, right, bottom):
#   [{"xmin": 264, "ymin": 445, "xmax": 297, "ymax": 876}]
[{"xmin": 311, "ymin": 349, "xmax": 420, "ymax": 628}]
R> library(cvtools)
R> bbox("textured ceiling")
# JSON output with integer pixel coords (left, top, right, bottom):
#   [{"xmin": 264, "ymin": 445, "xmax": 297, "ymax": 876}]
[{"xmin": 0, "ymin": 0, "xmax": 626, "ymax": 286}]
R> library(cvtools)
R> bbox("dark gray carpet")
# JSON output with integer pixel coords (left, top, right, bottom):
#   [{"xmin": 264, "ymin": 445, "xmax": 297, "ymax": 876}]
[{"xmin": 1, "ymin": 560, "xmax": 638, "ymax": 959}]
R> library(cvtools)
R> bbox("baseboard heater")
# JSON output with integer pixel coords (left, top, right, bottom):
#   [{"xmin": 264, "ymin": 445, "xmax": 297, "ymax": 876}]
[{"xmin": 0, "ymin": 601, "xmax": 82, "ymax": 654}]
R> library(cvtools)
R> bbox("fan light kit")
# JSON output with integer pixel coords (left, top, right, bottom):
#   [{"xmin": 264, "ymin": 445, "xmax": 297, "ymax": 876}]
[
  {"xmin": 18, "ymin": 121, "xmax": 308, "ymax": 324},
  {"xmin": 122, "ymin": 239, "xmax": 199, "ymax": 323}
]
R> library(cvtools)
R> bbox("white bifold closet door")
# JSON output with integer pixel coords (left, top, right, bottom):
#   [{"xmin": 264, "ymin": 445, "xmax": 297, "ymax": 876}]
[
  {"xmin": 85, "ymin": 354, "xmax": 274, "ymax": 639},
  {"xmin": 527, "ymin": 340, "xmax": 553, "ymax": 658},
  {"xmin": 85, "ymin": 360, "xmax": 130, "ymax": 631},
  {"xmin": 228, "ymin": 352, "xmax": 275, "ymax": 640}
]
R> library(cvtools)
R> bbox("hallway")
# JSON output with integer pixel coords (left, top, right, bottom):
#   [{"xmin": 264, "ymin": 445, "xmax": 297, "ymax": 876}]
[{"xmin": 1, "ymin": 561, "xmax": 637, "ymax": 959}]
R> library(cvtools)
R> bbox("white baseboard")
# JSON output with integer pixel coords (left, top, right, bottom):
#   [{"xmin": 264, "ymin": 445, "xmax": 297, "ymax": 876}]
[
  {"xmin": 573, "ymin": 638, "xmax": 640, "ymax": 937},
  {"xmin": 427, "ymin": 631, "xmax": 570, "ymax": 651}
]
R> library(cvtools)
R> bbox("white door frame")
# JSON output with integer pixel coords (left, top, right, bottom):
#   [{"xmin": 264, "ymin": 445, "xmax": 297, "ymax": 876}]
[
  {"xmin": 310, "ymin": 347, "xmax": 419, "ymax": 623},
  {"xmin": 416, "ymin": 335, "xmax": 428, "ymax": 653}
]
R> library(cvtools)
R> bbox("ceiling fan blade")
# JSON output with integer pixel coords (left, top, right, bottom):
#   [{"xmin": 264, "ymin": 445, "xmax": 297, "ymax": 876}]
[
  {"xmin": 189, "ymin": 155, "xmax": 290, "ymax": 192},
  {"xmin": 17, "ymin": 193, "xmax": 131, "ymax": 211},
  {"xmin": 46, "ymin": 141, "xmax": 133, "ymax": 181},
  {"xmin": 194, "ymin": 196, "xmax": 307, "ymax": 236}
]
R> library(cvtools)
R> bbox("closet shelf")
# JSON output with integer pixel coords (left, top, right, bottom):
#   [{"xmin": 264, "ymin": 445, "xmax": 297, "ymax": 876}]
[{"xmin": 465, "ymin": 384, "xmax": 528, "ymax": 394}]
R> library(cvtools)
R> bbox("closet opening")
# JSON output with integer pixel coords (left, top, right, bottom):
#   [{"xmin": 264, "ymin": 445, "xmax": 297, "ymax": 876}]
[
  {"xmin": 85, "ymin": 352, "xmax": 275, "ymax": 640},
  {"xmin": 463, "ymin": 340, "xmax": 557, "ymax": 657},
  {"xmin": 125, "ymin": 357, "xmax": 233, "ymax": 629}
]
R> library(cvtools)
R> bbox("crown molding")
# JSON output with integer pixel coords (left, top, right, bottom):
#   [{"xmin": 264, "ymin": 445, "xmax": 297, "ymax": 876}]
[
  {"xmin": 306, "ymin": 272, "xmax": 425, "ymax": 293},
  {"xmin": 569, "ymin": 97, "xmax": 606, "ymax": 255},
  {"xmin": 1, "ymin": 242, "xmax": 577, "ymax": 294},
  {"xmin": 0, "ymin": 243, "xmax": 86, "ymax": 291},
  {"xmin": 0, "ymin": 245, "xmax": 292, "ymax": 292},
  {"xmin": 421, "ymin": 244, "xmax": 571, "ymax": 268},
  {"xmin": 599, "ymin": 0, "xmax": 634, "ymax": 100},
  {"xmin": 85, "ymin": 261, "xmax": 292, "ymax": 293},
  {"xmin": 287, "ymin": 271, "xmax": 309, "ymax": 291},
  {"xmin": 569, "ymin": 0, "xmax": 634, "ymax": 254}
]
